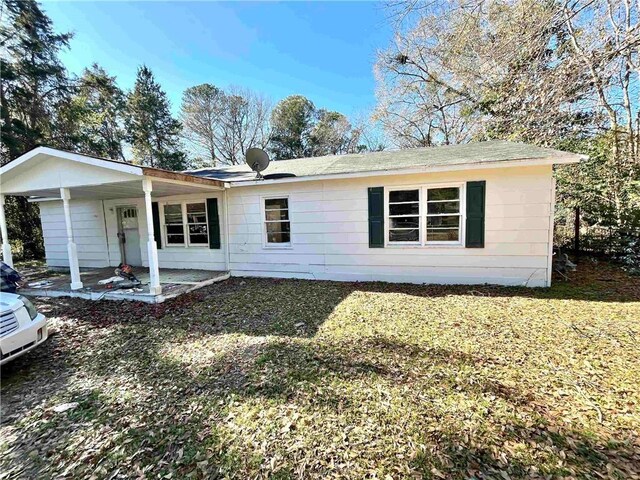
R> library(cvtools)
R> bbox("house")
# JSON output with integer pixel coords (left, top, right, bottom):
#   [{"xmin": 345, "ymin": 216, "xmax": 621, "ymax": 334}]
[{"xmin": 0, "ymin": 141, "xmax": 584, "ymax": 302}]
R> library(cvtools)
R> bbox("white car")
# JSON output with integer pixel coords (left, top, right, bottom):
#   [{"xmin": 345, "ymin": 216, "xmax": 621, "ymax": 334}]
[{"xmin": 0, "ymin": 292, "xmax": 48, "ymax": 366}]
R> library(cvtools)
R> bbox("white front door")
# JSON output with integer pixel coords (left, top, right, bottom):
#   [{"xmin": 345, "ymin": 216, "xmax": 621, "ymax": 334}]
[{"xmin": 116, "ymin": 206, "xmax": 142, "ymax": 266}]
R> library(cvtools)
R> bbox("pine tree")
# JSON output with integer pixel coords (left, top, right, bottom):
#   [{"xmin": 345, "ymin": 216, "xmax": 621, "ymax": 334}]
[
  {"xmin": 125, "ymin": 65, "xmax": 186, "ymax": 170},
  {"xmin": 56, "ymin": 64, "xmax": 127, "ymax": 160},
  {"xmin": 0, "ymin": 0, "xmax": 72, "ymax": 161},
  {"xmin": 0, "ymin": 0, "xmax": 73, "ymax": 259}
]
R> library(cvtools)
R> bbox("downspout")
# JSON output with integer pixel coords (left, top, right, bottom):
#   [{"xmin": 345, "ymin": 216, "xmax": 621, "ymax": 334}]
[{"xmin": 223, "ymin": 187, "xmax": 231, "ymax": 274}]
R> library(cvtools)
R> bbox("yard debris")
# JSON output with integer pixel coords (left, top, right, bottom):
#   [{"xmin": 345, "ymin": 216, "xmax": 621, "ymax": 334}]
[
  {"xmin": 51, "ymin": 402, "xmax": 79, "ymax": 413},
  {"xmin": 27, "ymin": 280, "xmax": 54, "ymax": 288},
  {"xmin": 98, "ymin": 276, "xmax": 125, "ymax": 285}
]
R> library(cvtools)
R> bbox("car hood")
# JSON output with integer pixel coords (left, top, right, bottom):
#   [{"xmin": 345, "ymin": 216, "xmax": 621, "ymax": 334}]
[{"xmin": 0, "ymin": 292, "xmax": 24, "ymax": 313}]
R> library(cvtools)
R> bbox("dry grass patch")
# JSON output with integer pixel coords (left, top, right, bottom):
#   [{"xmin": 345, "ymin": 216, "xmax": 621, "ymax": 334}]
[{"xmin": 1, "ymin": 262, "xmax": 639, "ymax": 479}]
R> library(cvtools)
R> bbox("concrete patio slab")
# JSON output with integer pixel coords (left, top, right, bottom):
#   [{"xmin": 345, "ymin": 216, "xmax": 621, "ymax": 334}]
[{"xmin": 20, "ymin": 267, "xmax": 229, "ymax": 303}]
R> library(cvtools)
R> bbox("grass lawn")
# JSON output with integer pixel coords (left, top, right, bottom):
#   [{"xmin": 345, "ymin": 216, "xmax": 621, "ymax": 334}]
[{"xmin": 1, "ymin": 262, "xmax": 639, "ymax": 479}]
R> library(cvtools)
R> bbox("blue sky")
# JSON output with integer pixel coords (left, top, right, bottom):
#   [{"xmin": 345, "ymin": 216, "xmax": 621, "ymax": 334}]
[{"xmin": 42, "ymin": 1, "xmax": 393, "ymax": 118}]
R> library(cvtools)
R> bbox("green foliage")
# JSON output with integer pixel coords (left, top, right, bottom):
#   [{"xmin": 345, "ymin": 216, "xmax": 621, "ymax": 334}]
[
  {"xmin": 270, "ymin": 95, "xmax": 361, "ymax": 160},
  {"xmin": 125, "ymin": 65, "xmax": 186, "ymax": 170},
  {"xmin": 0, "ymin": 0, "xmax": 72, "ymax": 159},
  {"xmin": 554, "ymin": 134, "xmax": 640, "ymax": 261},
  {"xmin": 269, "ymin": 95, "xmax": 317, "ymax": 159},
  {"xmin": 56, "ymin": 64, "xmax": 127, "ymax": 160},
  {"xmin": 0, "ymin": 0, "xmax": 73, "ymax": 259}
]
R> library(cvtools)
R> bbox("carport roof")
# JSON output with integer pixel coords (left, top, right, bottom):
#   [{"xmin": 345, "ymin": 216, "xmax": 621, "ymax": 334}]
[{"xmin": 0, "ymin": 147, "xmax": 225, "ymax": 199}]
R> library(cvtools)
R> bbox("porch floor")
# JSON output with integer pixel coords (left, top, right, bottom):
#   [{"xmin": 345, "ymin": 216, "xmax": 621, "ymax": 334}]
[{"xmin": 20, "ymin": 267, "xmax": 230, "ymax": 303}]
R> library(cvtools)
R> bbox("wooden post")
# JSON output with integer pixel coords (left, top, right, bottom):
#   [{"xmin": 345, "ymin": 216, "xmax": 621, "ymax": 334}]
[
  {"xmin": 142, "ymin": 178, "xmax": 162, "ymax": 296},
  {"xmin": 574, "ymin": 206, "xmax": 580, "ymax": 260},
  {"xmin": 60, "ymin": 188, "xmax": 83, "ymax": 290},
  {"xmin": 0, "ymin": 195, "xmax": 13, "ymax": 267}
]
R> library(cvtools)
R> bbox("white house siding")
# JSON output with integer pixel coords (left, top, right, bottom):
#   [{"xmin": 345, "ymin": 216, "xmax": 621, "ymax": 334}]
[
  {"xmin": 102, "ymin": 192, "xmax": 226, "ymax": 271},
  {"xmin": 36, "ymin": 165, "xmax": 555, "ymax": 286},
  {"xmin": 38, "ymin": 199, "xmax": 110, "ymax": 268},
  {"xmin": 226, "ymin": 165, "xmax": 554, "ymax": 287},
  {"xmin": 38, "ymin": 192, "xmax": 226, "ymax": 272}
]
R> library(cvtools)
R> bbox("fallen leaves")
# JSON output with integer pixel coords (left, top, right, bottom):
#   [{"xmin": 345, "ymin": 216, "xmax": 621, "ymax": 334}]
[{"xmin": 0, "ymin": 262, "xmax": 639, "ymax": 479}]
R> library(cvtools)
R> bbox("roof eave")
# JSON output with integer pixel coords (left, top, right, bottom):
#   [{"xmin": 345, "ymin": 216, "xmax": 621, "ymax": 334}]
[
  {"xmin": 0, "ymin": 146, "xmax": 144, "ymax": 177},
  {"xmin": 142, "ymin": 167, "xmax": 225, "ymax": 189}
]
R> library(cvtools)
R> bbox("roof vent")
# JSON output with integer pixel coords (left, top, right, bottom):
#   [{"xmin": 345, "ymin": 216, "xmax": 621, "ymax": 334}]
[{"xmin": 263, "ymin": 173, "xmax": 296, "ymax": 180}]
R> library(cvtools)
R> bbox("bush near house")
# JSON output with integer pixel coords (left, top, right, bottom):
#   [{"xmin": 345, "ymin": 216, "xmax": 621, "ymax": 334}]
[{"xmin": 1, "ymin": 262, "xmax": 639, "ymax": 479}]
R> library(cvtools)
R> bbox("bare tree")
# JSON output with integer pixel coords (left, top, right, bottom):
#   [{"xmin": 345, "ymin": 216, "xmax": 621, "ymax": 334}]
[
  {"xmin": 375, "ymin": 0, "xmax": 593, "ymax": 147},
  {"xmin": 180, "ymin": 84, "xmax": 225, "ymax": 167},
  {"xmin": 180, "ymin": 84, "xmax": 271, "ymax": 166},
  {"xmin": 562, "ymin": 0, "xmax": 639, "ymax": 160}
]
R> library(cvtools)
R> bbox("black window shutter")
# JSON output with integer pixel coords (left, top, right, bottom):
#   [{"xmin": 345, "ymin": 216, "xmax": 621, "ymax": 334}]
[
  {"xmin": 368, "ymin": 187, "xmax": 384, "ymax": 248},
  {"xmin": 151, "ymin": 202, "xmax": 162, "ymax": 249},
  {"xmin": 465, "ymin": 181, "xmax": 486, "ymax": 248},
  {"xmin": 206, "ymin": 198, "xmax": 221, "ymax": 249}
]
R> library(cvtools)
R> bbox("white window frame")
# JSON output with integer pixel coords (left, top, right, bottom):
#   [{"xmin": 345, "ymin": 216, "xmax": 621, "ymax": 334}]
[
  {"xmin": 384, "ymin": 182, "xmax": 465, "ymax": 247},
  {"xmin": 261, "ymin": 195, "xmax": 292, "ymax": 249},
  {"xmin": 386, "ymin": 186, "xmax": 422, "ymax": 246},
  {"xmin": 161, "ymin": 201, "xmax": 209, "ymax": 248}
]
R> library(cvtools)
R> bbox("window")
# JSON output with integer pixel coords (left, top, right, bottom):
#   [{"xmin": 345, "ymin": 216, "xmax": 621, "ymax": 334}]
[
  {"xmin": 387, "ymin": 185, "xmax": 463, "ymax": 245},
  {"xmin": 388, "ymin": 189, "xmax": 420, "ymax": 243},
  {"xmin": 264, "ymin": 197, "xmax": 290, "ymax": 244},
  {"xmin": 426, "ymin": 187, "xmax": 461, "ymax": 242},
  {"xmin": 186, "ymin": 202, "xmax": 208, "ymax": 245},
  {"xmin": 164, "ymin": 204, "xmax": 184, "ymax": 245},
  {"xmin": 163, "ymin": 202, "xmax": 209, "ymax": 246}
]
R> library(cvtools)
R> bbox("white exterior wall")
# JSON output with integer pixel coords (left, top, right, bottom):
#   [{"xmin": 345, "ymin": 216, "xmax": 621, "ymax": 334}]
[
  {"xmin": 38, "ymin": 192, "xmax": 226, "ymax": 272},
  {"xmin": 226, "ymin": 165, "xmax": 554, "ymax": 287},
  {"xmin": 39, "ymin": 199, "xmax": 110, "ymax": 268},
  {"xmin": 37, "ymin": 165, "xmax": 555, "ymax": 286}
]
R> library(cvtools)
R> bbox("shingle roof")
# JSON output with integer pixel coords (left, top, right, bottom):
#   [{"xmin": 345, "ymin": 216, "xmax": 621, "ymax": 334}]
[{"xmin": 184, "ymin": 140, "xmax": 583, "ymax": 183}]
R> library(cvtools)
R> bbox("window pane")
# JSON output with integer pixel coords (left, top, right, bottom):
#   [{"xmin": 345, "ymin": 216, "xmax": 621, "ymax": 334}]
[
  {"xmin": 390, "ymin": 217, "xmax": 419, "ymax": 229},
  {"xmin": 427, "ymin": 215, "xmax": 460, "ymax": 227},
  {"xmin": 186, "ymin": 203, "xmax": 205, "ymax": 213},
  {"xmin": 266, "ymin": 221, "xmax": 290, "ymax": 234},
  {"xmin": 265, "ymin": 209, "xmax": 290, "ymax": 221},
  {"xmin": 267, "ymin": 232, "xmax": 291, "ymax": 243},
  {"xmin": 189, "ymin": 233, "xmax": 208, "ymax": 244},
  {"xmin": 427, "ymin": 187, "xmax": 459, "ymax": 201},
  {"xmin": 266, "ymin": 221, "xmax": 291, "ymax": 243},
  {"xmin": 389, "ymin": 203, "xmax": 419, "ymax": 216},
  {"xmin": 265, "ymin": 198, "xmax": 288, "ymax": 209},
  {"xmin": 427, "ymin": 201, "xmax": 460, "ymax": 214},
  {"xmin": 389, "ymin": 190, "xmax": 419, "ymax": 203},
  {"xmin": 166, "ymin": 224, "xmax": 184, "ymax": 235},
  {"xmin": 187, "ymin": 213, "xmax": 206, "ymax": 224},
  {"xmin": 426, "ymin": 228, "xmax": 459, "ymax": 241},
  {"xmin": 164, "ymin": 204, "xmax": 182, "ymax": 222},
  {"xmin": 389, "ymin": 229, "xmax": 419, "ymax": 242},
  {"xmin": 167, "ymin": 234, "xmax": 185, "ymax": 244}
]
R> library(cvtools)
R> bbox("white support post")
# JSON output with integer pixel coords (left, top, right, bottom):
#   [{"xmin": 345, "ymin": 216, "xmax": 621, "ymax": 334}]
[
  {"xmin": 142, "ymin": 178, "xmax": 162, "ymax": 296},
  {"xmin": 60, "ymin": 188, "xmax": 83, "ymax": 290},
  {"xmin": 0, "ymin": 195, "xmax": 13, "ymax": 267}
]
